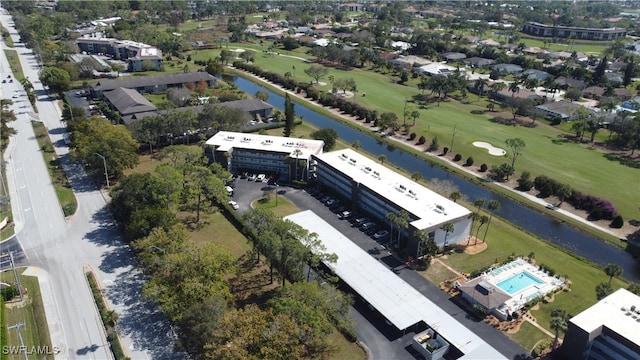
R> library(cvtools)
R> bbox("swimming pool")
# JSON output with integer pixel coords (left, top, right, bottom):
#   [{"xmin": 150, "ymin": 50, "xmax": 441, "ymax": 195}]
[{"xmin": 497, "ymin": 271, "xmax": 544, "ymax": 295}]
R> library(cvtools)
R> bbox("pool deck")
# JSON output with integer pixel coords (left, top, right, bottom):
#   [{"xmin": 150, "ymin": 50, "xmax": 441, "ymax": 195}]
[{"xmin": 481, "ymin": 258, "xmax": 564, "ymax": 316}]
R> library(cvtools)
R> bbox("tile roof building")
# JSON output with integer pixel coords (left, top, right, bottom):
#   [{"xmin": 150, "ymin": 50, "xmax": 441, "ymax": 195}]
[
  {"xmin": 91, "ymin": 72, "xmax": 217, "ymax": 96},
  {"xmin": 103, "ymin": 87, "xmax": 157, "ymax": 118}
]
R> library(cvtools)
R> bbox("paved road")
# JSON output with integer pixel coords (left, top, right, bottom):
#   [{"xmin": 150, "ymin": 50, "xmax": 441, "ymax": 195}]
[
  {"xmin": 0, "ymin": 8, "xmax": 184, "ymax": 360},
  {"xmin": 232, "ymin": 179, "xmax": 528, "ymax": 359}
]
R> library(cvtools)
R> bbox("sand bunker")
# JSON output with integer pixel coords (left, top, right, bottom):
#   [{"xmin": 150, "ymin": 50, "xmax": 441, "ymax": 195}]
[{"xmin": 473, "ymin": 141, "xmax": 506, "ymax": 156}]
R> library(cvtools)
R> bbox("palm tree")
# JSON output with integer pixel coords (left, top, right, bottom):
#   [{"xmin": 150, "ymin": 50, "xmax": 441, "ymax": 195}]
[
  {"xmin": 351, "ymin": 140, "xmax": 361, "ymax": 152},
  {"xmin": 475, "ymin": 215, "xmax": 488, "ymax": 244},
  {"xmin": 396, "ymin": 210, "xmax": 410, "ymax": 249},
  {"xmin": 291, "ymin": 149, "xmax": 303, "ymax": 180},
  {"xmin": 411, "ymin": 172, "xmax": 422, "ymax": 182},
  {"xmin": 550, "ymin": 313, "xmax": 567, "ymax": 351},
  {"xmin": 440, "ymin": 222, "xmax": 455, "ymax": 250},
  {"xmin": 472, "ymin": 198, "xmax": 485, "ymax": 233},
  {"xmin": 414, "ymin": 229, "xmax": 429, "ymax": 259},
  {"xmin": 508, "ymin": 81, "xmax": 520, "ymax": 97},
  {"xmin": 411, "ymin": 110, "xmax": 420, "ymax": 126},
  {"xmin": 378, "ymin": 154, "xmax": 387, "ymax": 164},
  {"xmin": 386, "ymin": 212, "xmax": 397, "ymax": 246},
  {"xmin": 474, "ymin": 78, "xmax": 489, "ymax": 100},
  {"xmin": 604, "ymin": 264, "xmax": 623, "ymax": 286},
  {"xmin": 483, "ymin": 200, "xmax": 500, "ymax": 242},
  {"xmin": 449, "ymin": 191, "xmax": 462, "ymax": 202},
  {"xmin": 104, "ymin": 310, "xmax": 119, "ymax": 328}
]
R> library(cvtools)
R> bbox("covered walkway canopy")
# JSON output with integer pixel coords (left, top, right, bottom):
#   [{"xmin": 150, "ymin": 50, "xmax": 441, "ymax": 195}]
[{"xmin": 285, "ymin": 210, "xmax": 506, "ymax": 359}]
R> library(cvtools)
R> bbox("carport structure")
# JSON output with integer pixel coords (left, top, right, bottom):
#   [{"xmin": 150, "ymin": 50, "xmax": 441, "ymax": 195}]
[{"xmin": 285, "ymin": 210, "xmax": 507, "ymax": 360}]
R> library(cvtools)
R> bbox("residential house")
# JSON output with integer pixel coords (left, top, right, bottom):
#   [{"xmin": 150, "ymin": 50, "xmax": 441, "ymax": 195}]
[
  {"xmin": 522, "ymin": 69, "xmax": 552, "ymax": 82},
  {"xmin": 479, "ymin": 39, "xmax": 501, "ymax": 47},
  {"xmin": 465, "ymin": 57, "xmax": 495, "ymax": 68},
  {"xmin": 535, "ymin": 100, "xmax": 591, "ymax": 121},
  {"xmin": 493, "ymin": 87, "xmax": 540, "ymax": 102},
  {"xmin": 443, "ymin": 52, "xmax": 467, "ymax": 62},
  {"xmin": 614, "ymin": 88, "xmax": 632, "ymax": 101},
  {"xmin": 418, "ymin": 63, "xmax": 461, "ymax": 77},
  {"xmin": 621, "ymin": 96, "xmax": 640, "ymax": 112},
  {"xmin": 582, "ymin": 86, "xmax": 605, "ymax": 100},
  {"xmin": 605, "ymin": 72, "xmax": 623, "ymax": 84},
  {"xmin": 492, "ymin": 63, "xmax": 523, "ymax": 74},
  {"xmin": 554, "ymin": 76, "xmax": 586, "ymax": 90}
]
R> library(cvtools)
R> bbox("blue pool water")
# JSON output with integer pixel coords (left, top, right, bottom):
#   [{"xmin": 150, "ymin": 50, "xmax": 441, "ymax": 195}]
[{"xmin": 497, "ymin": 272, "xmax": 544, "ymax": 295}]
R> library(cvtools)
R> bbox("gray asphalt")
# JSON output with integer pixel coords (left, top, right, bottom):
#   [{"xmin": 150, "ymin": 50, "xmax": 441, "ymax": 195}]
[
  {"xmin": 0, "ymin": 7, "xmax": 185, "ymax": 359},
  {"xmin": 232, "ymin": 179, "xmax": 528, "ymax": 360}
]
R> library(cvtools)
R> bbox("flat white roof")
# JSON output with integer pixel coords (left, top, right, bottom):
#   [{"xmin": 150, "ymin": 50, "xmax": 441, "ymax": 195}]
[
  {"xmin": 570, "ymin": 288, "xmax": 640, "ymax": 346},
  {"xmin": 206, "ymin": 131, "xmax": 324, "ymax": 159},
  {"xmin": 285, "ymin": 210, "xmax": 506, "ymax": 359},
  {"xmin": 315, "ymin": 149, "xmax": 470, "ymax": 230}
]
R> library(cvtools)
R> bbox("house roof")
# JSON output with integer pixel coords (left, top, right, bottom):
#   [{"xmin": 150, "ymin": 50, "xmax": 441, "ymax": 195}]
[
  {"xmin": 92, "ymin": 72, "xmax": 216, "ymax": 92},
  {"xmin": 583, "ymin": 86, "xmax": 605, "ymax": 97},
  {"xmin": 493, "ymin": 63, "xmax": 523, "ymax": 73},
  {"xmin": 614, "ymin": 88, "xmax": 632, "ymax": 98},
  {"xmin": 103, "ymin": 87, "xmax": 156, "ymax": 116},
  {"xmin": 466, "ymin": 57, "xmax": 495, "ymax": 67},
  {"xmin": 536, "ymin": 100, "xmax": 589, "ymax": 117},
  {"xmin": 522, "ymin": 69, "xmax": 552, "ymax": 81},
  {"xmin": 458, "ymin": 277, "xmax": 512, "ymax": 310},
  {"xmin": 443, "ymin": 52, "xmax": 467, "ymax": 60},
  {"xmin": 479, "ymin": 39, "xmax": 501, "ymax": 46},
  {"xmin": 217, "ymin": 98, "xmax": 273, "ymax": 113},
  {"xmin": 555, "ymin": 76, "xmax": 586, "ymax": 89}
]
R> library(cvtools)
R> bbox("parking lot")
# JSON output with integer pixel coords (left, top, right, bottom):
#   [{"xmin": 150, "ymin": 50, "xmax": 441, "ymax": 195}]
[{"xmin": 228, "ymin": 179, "xmax": 525, "ymax": 359}]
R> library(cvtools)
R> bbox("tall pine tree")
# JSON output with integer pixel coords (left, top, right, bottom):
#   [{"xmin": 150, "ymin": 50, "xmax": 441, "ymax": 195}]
[{"xmin": 283, "ymin": 93, "xmax": 295, "ymax": 137}]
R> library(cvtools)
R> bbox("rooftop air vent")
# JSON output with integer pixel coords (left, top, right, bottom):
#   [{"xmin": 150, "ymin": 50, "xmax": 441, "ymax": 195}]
[
  {"xmin": 349, "ymin": 158, "xmax": 357, "ymax": 165},
  {"xmin": 340, "ymin": 153, "xmax": 348, "ymax": 160}
]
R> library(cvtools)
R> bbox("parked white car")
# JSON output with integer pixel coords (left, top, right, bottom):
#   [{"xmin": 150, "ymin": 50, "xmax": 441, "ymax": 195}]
[
  {"xmin": 256, "ymin": 174, "xmax": 266, "ymax": 182},
  {"xmin": 228, "ymin": 201, "xmax": 239, "ymax": 210}
]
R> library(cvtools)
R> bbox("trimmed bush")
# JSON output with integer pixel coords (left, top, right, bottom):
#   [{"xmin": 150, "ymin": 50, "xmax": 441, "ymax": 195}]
[
  {"xmin": 470, "ymin": 109, "xmax": 484, "ymax": 115},
  {"xmin": 480, "ymin": 163, "xmax": 488, "ymax": 172},
  {"xmin": 610, "ymin": 215, "xmax": 624, "ymax": 228},
  {"xmin": 0, "ymin": 286, "xmax": 18, "ymax": 301},
  {"xmin": 453, "ymin": 154, "xmax": 462, "ymax": 161},
  {"xmin": 517, "ymin": 171, "xmax": 534, "ymax": 191},
  {"xmin": 417, "ymin": 135, "xmax": 426, "ymax": 145},
  {"xmin": 443, "ymin": 147, "xmax": 449, "ymax": 155},
  {"xmin": 408, "ymin": 132, "xmax": 417, "ymax": 141},
  {"xmin": 428, "ymin": 136, "xmax": 439, "ymax": 151},
  {"xmin": 465, "ymin": 156, "xmax": 474, "ymax": 166}
]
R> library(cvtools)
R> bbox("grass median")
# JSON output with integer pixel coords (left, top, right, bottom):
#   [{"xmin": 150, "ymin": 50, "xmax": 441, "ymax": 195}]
[{"xmin": 31, "ymin": 121, "xmax": 77, "ymax": 217}]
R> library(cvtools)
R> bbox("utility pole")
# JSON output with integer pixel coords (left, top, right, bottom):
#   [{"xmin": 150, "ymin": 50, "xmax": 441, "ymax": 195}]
[
  {"xmin": 93, "ymin": 152, "xmax": 109, "ymax": 189},
  {"xmin": 9, "ymin": 252, "xmax": 24, "ymax": 301}
]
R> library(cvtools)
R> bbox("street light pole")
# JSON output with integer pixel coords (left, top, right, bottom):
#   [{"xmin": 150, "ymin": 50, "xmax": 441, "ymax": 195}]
[{"xmin": 93, "ymin": 152, "xmax": 109, "ymax": 189}]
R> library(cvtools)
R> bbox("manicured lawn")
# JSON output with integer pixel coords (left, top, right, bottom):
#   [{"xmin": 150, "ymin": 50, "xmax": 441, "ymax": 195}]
[
  {"xmin": 506, "ymin": 321, "xmax": 551, "ymax": 354},
  {"xmin": 1, "ymin": 270, "xmax": 53, "ymax": 360},
  {"xmin": 32, "ymin": 122, "xmax": 77, "ymax": 217},
  {"xmin": 222, "ymin": 50, "xmax": 637, "ymax": 220},
  {"xmin": 252, "ymin": 195, "xmax": 300, "ymax": 218},
  {"xmin": 440, "ymin": 214, "xmax": 629, "ymax": 344},
  {"xmin": 142, "ymin": 93, "xmax": 170, "ymax": 108},
  {"xmin": 3, "ymin": 49, "xmax": 24, "ymax": 83}
]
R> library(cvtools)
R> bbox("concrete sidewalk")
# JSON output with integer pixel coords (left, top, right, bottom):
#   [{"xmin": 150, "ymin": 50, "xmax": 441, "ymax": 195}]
[{"xmin": 21, "ymin": 267, "xmax": 67, "ymax": 359}]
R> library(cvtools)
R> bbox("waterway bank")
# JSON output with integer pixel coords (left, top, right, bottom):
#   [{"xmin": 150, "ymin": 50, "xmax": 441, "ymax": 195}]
[{"xmin": 226, "ymin": 67, "xmax": 640, "ymax": 282}]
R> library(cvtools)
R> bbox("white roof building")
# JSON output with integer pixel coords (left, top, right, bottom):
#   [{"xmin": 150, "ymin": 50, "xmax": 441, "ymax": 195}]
[
  {"xmin": 206, "ymin": 131, "xmax": 324, "ymax": 160},
  {"xmin": 562, "ymin": 288, "xmax": 640, "ymax": 358},
  {"xmin": 315, "ymin": 149, "xmax": 470, "ymax": 232},
  {"xmin": 286, "ymin": 210, "xmax": 507, "ymax": 359}
]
